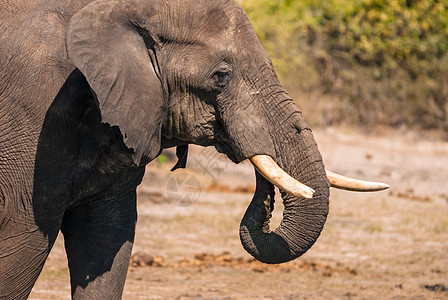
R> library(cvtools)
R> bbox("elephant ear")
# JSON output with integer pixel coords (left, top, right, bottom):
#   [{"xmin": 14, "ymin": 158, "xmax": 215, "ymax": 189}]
[{"xmin": 66, "ymin": 0, "xmax": 165, "ymax": 166}]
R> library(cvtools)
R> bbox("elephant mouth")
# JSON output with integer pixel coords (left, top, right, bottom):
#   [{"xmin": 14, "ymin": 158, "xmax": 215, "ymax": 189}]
[{"xmin": 213, "ymin": 142, "xmax": 241, "ymax": 164}]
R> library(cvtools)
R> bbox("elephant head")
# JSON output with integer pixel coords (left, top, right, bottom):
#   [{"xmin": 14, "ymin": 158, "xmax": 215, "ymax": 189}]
[{"xmin": 66, "ymin": 0, "xmax": 388, "ymax": 263}]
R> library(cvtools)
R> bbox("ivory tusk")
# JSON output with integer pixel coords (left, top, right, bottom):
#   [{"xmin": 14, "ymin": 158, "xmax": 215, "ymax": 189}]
[
  {"xmin": 249, "ymin": 155, "xmax": 315, "ymax": 199},
  {"xmin": 326, "ymin": 170, "xmax": 389, "ymax": 192}
]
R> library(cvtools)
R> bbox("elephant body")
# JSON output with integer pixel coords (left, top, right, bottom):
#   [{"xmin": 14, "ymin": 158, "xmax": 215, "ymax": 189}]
[
  {"xmin": 0, "ymin": 0, "xmax": 331, "ymax": 298},
  {"xmin": 1, "ymin": 4, "xmax": 147, "ymax": 298},
  {"xmin": 1, "ymin": 25, "xmax": 144, "ymax": 298}
]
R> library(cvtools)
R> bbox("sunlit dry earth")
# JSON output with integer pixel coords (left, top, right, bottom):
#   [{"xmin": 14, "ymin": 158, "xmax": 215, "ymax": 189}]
[{"xmin": 30, "ymin": 128, "xmax": 448, "ymax": 299}]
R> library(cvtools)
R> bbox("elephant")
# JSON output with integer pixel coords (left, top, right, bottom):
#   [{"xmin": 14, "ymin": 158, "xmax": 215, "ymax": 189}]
[{"xmin": 0, "ymin": 0, "xmax": 388, "ymax": 298}]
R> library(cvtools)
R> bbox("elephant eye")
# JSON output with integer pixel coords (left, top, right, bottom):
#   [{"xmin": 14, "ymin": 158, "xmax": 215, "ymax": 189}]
[{"xmin": 212, "ymin": 70, "xmax": 231, "ymax": 88}]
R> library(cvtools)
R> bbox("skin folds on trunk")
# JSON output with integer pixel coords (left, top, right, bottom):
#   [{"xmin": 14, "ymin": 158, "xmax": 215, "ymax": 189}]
[{"xmin": 239, "ymin": 128, "xmax": 330, "ymax": 264}]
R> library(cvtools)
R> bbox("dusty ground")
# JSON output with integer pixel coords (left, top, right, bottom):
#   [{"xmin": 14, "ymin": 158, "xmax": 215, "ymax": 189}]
[{"xmin": 30, "ymin": 128, "xmax": 448, "ymax": 299}]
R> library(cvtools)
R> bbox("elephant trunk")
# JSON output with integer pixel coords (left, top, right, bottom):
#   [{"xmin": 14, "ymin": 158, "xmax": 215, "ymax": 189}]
[{"xmin": 239, "ymin": 123, "xmax": 330, "ymax": 264}]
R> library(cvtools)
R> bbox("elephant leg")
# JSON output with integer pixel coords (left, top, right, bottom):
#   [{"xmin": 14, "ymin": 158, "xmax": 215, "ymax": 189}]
[
  {"xmin": 0, "ymin": 215, "xmax": 60, "ymax": 299},
  {"xmin": 61, "ymin": 190, "xmax": 137, "ymax": 299}
]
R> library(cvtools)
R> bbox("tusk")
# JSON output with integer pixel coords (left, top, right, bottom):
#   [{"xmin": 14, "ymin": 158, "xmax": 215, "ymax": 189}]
[
  {"xmin": 326, "ymin": 170, "xmax": 389, "ymax": 192},
  {"xmin": 250, "ymin": 155, "xmax": 315, "ymax": 199}
]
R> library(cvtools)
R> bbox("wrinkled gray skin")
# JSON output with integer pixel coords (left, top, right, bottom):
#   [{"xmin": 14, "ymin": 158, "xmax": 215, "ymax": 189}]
[{"xmin": 0, "ymin": 0, "xmax": 329, "ymax": 298}]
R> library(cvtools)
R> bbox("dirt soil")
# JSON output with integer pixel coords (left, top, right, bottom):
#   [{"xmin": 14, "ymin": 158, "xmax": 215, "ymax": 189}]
[{"xmin": 29, "ymin": 128, "xmax": 448, "ymax": 299}]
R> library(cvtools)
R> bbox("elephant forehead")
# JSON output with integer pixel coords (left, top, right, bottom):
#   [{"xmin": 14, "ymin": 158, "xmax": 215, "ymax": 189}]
[
  {"xmin": 197, "ymin": 7, "xmax": 230, "ymax": 37},
  {"xmin": 155, "ymin": 1, "xmax": 230, "ymax": 42}
]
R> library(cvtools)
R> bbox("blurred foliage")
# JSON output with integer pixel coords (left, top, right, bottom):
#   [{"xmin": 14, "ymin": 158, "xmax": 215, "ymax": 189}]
[{"xmin": 239, "ymin": 0, "xmax": 448, "ymax": 133}]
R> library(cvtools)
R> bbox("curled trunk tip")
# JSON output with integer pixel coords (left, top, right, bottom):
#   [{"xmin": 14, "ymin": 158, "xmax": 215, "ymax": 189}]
[{"xmin": 239, "ymin": 170, "xmax": 329, "ymax": 264}]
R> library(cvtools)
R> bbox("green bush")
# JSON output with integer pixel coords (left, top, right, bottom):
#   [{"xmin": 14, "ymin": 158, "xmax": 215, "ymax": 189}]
[{"xmin": 240, "ymin": 0, "xmax": 448, "ymax": 133}]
